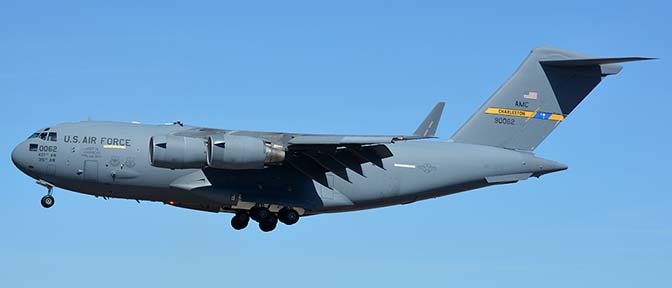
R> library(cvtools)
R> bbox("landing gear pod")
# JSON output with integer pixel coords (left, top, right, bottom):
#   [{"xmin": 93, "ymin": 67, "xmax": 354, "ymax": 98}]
[
  {"xmin": 149, "ymin": 135, "xmax": 207, "ymax": 169},
  {"xmin": 207, "ymin": 134, "xmax": 285, "ymax": 170}
]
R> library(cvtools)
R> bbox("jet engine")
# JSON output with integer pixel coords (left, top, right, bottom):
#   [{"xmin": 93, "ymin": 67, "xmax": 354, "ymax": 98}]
[
  {"xmin": 207, "ymin": 134, "xmax": 285, "ymax": 170},
  {"xmin": 149, "ymin": 135, "xmax": 207, "ymax": 169}
]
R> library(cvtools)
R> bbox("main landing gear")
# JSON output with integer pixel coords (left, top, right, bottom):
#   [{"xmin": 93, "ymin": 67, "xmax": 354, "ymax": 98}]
[
  {"xmin": 278, "ymin": 207, "xmax": 299, "ymax": 225},
  {"xmin": 231, "ymin": 211, "xmax": 249, "ymax": 230},
  {"xmin": 230, "ymin": 207, "xmax": 300, "ymax": 232},
  {"xmin": 250, "ymin": 207, "xmax": 278, "ymax": 232},
  {"xmin": 36, "ymin": 180, "xmax": 54, "ymax": 209}
]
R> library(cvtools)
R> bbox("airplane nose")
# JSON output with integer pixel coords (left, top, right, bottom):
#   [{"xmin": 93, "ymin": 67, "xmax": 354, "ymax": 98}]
[
  {"xmin": 11, "ymin": 143, "xmax": 27, "ymax": 173},
  {"xmin": 11, "ymin": 145, "xmax": 19, "ymax": 167}
]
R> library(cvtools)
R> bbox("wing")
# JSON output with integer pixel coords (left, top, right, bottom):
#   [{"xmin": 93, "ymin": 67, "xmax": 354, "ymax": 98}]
[
  {"xmin": 172, "ymin": 102, "xmax": 446, "ymax": 188},
  {"xmin": 285, "ymin": 102, "xmax": 446, "ymax": 188},
  {"xmin": 285, "ymin": 142, "xmax": 392, "ymax": 187}
]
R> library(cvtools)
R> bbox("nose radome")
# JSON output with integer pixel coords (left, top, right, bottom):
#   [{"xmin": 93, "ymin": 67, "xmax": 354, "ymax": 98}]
[
  {"xmin": 11, "ymin": 144, "xmax": 20, "ymax": 167},
  {"xmin": 11, "ymin": 143, "xmax": 27, "ymax": 173}
]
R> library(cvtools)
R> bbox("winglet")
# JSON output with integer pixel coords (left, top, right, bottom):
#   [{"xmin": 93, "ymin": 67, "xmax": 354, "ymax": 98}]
[{"xmin": 414, "ymin": 102, "xmax": 445, "ymax": 137}]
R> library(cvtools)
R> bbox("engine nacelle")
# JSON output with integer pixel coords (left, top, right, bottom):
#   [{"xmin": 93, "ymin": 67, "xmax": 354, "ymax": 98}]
[
  {"xmin": 149, "ymin": 135, "xmax": 207, "ymax": 169},
  {"xmin": 207, "ymin": 134, "xmax": 285, "ymax": 170}
]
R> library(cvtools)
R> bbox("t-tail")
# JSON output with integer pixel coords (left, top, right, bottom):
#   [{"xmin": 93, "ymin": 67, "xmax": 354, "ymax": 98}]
[{"xmin": 451, "ymin": 47, "xmax": 652, "ymax": 151}]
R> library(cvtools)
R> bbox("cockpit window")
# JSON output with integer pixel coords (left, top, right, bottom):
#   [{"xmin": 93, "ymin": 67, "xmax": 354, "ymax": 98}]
[{"xmin": 30, "ymin": 131, "xmax": 57, "ymax": 141}]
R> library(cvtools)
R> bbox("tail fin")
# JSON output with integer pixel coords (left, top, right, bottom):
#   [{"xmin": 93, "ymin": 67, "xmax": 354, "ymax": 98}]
[{"xmin": 450, "ymin": 47, "xmax": 652, "ymax": 151}]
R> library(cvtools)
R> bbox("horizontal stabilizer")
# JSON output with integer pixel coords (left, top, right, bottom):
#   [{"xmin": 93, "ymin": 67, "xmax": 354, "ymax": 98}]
[
  {"xmin": 542, "ymin": 57, "xmax": 655, "ymax": 76},
  {"xmin": 540, "ymin": 57, "xmax": 655, "ymax": 67}
]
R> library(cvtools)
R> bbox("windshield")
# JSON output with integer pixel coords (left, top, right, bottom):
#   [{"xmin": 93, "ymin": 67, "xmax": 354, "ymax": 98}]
[{"xmin": 30, "ymin": 132, "xmax": 57, "ymax": 142}]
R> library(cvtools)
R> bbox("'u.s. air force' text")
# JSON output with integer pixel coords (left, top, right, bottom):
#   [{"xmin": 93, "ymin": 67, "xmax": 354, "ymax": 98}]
[{"xmin": 63, "ymin": 135, "xmax": 132, "ymax": 147}]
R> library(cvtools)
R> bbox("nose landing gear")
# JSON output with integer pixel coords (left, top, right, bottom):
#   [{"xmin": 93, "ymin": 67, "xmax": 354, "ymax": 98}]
[
  {"xmin": 41, "ymin": 195, "xmax": 55, "ymax": 208},
  {"xmin": 36, "ymin": 179, "xmax": 55, "ymax": 209}
]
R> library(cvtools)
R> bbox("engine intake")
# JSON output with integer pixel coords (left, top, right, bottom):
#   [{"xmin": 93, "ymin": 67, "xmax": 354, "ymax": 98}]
[
  {"xmin": 149, "ymin": 135, "xmax": 207, "ymax": 169},
  {"xmin": 207, "ymin": 134, "xmax": 285, "ymax": 170}
]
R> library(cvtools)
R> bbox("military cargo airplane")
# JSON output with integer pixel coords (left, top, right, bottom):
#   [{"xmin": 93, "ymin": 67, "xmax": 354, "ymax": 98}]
[{"xmin": 11, "ymin": 47, "xmax": 651, "ymax": 232}]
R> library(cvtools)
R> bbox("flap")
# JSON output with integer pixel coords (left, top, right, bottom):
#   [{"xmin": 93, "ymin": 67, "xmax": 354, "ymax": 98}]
[{"xmin": 288, "ymin": 135, "xmax": 397, "ymax": 145}]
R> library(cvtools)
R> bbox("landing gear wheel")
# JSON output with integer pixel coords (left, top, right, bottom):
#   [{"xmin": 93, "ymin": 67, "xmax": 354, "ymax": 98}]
[
  {"xmin": 36, "ymin": 180, "xmax": 55, "ymax": 209},
  {"xmin": 257, "ymin": 209, "xmax": 271, "ymax": 221},
  {"xmin": 41, "ymin": 195, "xmax": 54, "ymax": 208},
  {"xmin": 231, "ymin": 212, "xmax": 250, "ymax": 230},
  {"xmin": 259, "ymin": 214, "xmax": 278, "ymax": 232},
  {"xmin": 249, "ymin": 207, "xmax": 271, "ymax": 222},
  {"xmin": 278, "ymin": 208, "xmax": 300, "ymax": 225}
]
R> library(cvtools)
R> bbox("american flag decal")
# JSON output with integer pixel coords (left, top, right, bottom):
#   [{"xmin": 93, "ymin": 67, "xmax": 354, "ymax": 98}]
[{"xmin": 523, "ymin": 91, "xmax": 538, "ymax": 100}]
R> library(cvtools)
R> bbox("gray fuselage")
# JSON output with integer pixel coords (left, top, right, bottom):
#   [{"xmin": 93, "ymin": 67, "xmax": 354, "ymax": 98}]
[{"xmin": 11, "ymin": 120, "xmax": 566, "ymax": 216}]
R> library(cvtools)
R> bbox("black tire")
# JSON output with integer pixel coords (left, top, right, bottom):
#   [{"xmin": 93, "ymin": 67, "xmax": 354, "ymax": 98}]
[
  {"xmin": 41, "ymin": 195, "xmax": 54, "ymax": 208},
  {"xmin": 248, "ymin": 207, "xmax": 260, "ymax": 222},
  {"xmin": 231, "ymin": 212, "xmax": 249, "ymax": 230},
  {"xmin": 256, "ymin": 208, "xmax": 271, "ymax": 221},
  {"xmin": 259, "ymin": 214, "xmax": 278, "ymax": 232},
  {"xmin": 236, "ymin": 212, "xmax": 250, "ymax": 224},
  {"xmin": 250, "ymin": 207, "xmax": 271, "ymax": 222},
  {"xmin": 279, "ymin": 208, "xmax": 300, "ymax": 225}
]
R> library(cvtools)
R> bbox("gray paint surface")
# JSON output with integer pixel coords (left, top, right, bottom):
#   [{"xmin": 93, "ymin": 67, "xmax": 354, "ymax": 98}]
[{"xmin": 10, "ymin": 47, "xmax": 650, "ymax": 223}]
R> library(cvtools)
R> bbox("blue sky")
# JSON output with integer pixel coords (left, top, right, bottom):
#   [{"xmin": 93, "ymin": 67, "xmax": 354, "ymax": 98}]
[{"xmin": 1, "ymin": 1, "xmax": 670, "ymax": 287}]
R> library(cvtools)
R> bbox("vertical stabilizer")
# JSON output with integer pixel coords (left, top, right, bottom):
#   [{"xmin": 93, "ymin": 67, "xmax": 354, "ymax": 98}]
[{"xmin": 450, "ymin": 47, "xmax": 651, "ymax": 151}]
